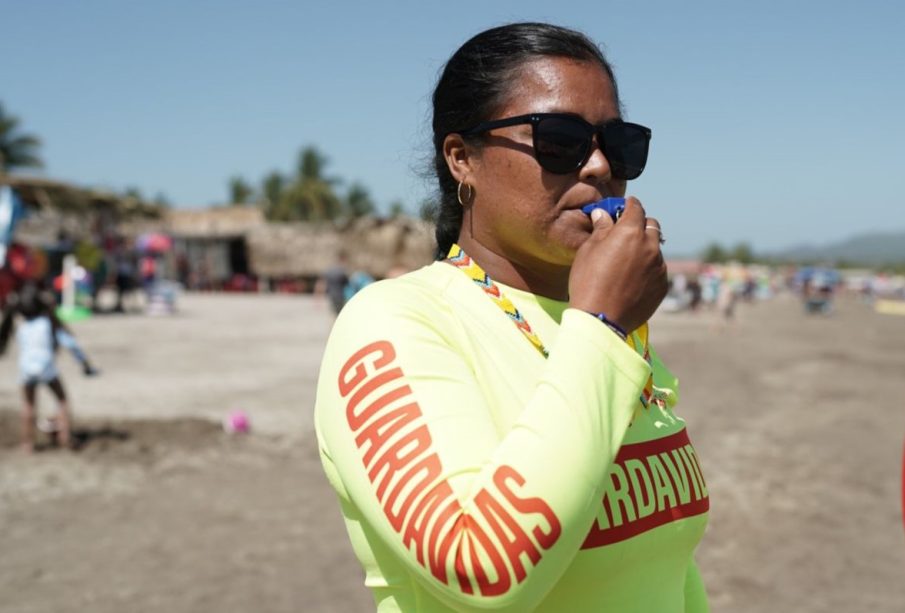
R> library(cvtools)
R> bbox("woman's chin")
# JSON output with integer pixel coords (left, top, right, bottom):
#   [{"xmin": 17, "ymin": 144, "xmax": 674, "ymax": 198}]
[{"xmin": 542, "ymin": 232, "xmax": 586, "ymax": 266}]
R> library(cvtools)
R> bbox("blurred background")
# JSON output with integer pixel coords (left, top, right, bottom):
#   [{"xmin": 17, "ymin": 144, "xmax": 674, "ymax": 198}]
[{"xmin": 1, "ymin": 1, "xmax": 904, "ymax": 612}]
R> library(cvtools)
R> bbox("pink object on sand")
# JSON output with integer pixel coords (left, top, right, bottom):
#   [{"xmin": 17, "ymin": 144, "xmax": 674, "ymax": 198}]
[{"xmin": 223, "ymin": 410, "xmax": 250, "ymax": 434}]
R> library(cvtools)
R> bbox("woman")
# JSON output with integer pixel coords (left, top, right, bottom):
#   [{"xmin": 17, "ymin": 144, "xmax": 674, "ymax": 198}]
[{"xmin": 315, "ymin": 22, "xmax": 709, "ymax": 612}]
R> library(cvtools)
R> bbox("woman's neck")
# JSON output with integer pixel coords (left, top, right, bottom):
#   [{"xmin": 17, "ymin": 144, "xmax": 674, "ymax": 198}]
[{"xmin": 452, "ymin": 236, "xmax": 571, "ymax": 302}]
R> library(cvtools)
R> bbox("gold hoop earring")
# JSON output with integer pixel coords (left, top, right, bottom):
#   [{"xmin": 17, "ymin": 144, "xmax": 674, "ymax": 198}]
[{"xmin": 457, "ymin": 181, "xmax": 473, "ymax": 206}]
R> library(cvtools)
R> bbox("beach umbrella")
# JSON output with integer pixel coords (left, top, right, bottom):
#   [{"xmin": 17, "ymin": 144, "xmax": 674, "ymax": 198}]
[{"xmin": 137, "ymin": 232, "xmax": 173, "ymax": 253}]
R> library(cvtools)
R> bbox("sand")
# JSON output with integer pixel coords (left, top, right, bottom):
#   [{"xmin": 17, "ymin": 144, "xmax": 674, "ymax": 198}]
[{"xmin": 1, "ymin": 290, "xmax": 904, "ymax": 612}]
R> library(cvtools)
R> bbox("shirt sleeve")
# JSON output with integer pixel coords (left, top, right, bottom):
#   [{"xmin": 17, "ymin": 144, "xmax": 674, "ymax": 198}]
[{"xmin": 314, "ymin": 283, "xmax": 652, "ymax": 611}]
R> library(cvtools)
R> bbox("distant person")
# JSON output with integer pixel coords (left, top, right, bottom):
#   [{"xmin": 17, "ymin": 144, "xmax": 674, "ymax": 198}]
[
  {"xmin": 672, "ymin": 271, "xmax": 687, "ymax": 296},
  {"xmin": 73, "ymin": 239, "xmax": 107, "ymax": 313},
  {"xmin": 859, "ymin": 277, "xmax": 875, "ymax": 305},
  {"xmin": 140, "ymin": 253, "xmax": 157, "ymax": 294},
  {"xmin": 688, "ymin": 276, "xmax": 703, "ymax": 311},
  {"xmin": 0, "ymin": 281, "xmax": 99, "ymax": 452},
  {"xmin": 802, "ymin": 269, "xmax": 834, "ymax": 315},
  {"xmin": 343, "ymin": 269, "xmax": 375, "ymax": 303},
  {"xmin": 89, "ymin": 250, "xmax": 109, "ymax": 313},
  {"xmin": 176, "ymin": 250, "xmax": 191, "ymax": 289},
  {"xmin": 113, "ymin": 241, "xmax": 137, "ymax": 313},
  {"xmin": 317, "ymin": 252, "xmax": 350, "ymax": 316},
  {"xmin": 314, "ymin": 23, "xmax": 708, "ymax": 612},
  {"xmin": 741, "ymin": 274, "xmax": 757, "ymax": 302},
  {"xmin": 713, "ymin": 278, "xmax": 739, "ymax": 331}
]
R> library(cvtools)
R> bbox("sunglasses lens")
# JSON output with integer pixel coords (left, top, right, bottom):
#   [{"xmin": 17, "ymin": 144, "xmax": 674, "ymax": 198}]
[
  {"xmin": 602, "ymin": 123, "xmax": 650, "ymax": 180},
  {"xmin": 533, "ymin": 116, "xmax": 592, "ymax": 174}
]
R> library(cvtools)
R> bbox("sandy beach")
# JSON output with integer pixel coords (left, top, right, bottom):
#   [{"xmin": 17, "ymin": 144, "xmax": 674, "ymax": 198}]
[{"xmin": 1, "ymin": 290, "xmax": 904, "ymax": 612}]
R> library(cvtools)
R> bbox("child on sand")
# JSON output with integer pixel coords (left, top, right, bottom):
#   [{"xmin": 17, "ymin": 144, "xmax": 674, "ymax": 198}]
[{"xmin": 0, "ymin": 281, "xmax": 99, "ymax": 452}]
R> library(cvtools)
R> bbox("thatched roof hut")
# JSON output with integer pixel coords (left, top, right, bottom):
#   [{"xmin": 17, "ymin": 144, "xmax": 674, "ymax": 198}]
[
  {"xmin": 246, "ymin": 223, "xmax": 342, "ymax": 278},
  {"xmin": 113, "ymin": 204, "xmax": 266, "ymax": 241},
  {"xmin": 164, "ymin": 206, "xmax": 265, "ymax": 238},
  {"xmin": 1, "ymin": 175, "xmax": 163, "ymax": 245},
  {"xmin": 343, "ymin": 216, "xmax": 435, "ymax": 275},
  {"xmin": 246, "ymin": 216, "xmax": 435, "ymax": 279},
  {"xmin": 0, "ymin": 175, "xmax": 161, "ymax": 217}
]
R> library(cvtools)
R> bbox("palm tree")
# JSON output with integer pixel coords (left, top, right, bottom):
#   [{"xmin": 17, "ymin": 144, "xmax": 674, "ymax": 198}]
[
  {"xmin": 228, "ymin": 176, "xmax": 253, "ymax": 204},
  {"xmin": 701, "ymin": 242, "xmax": 728, "ymax": 264},
  {"xmin": 0, "ymin": 102, "xmax": 43, "ymax": 173},
  {"xmin": 297, "ymin": 147, "xmax": 335, "ymax": 184},
  {"xmin": 277, "ymin": 177, "xmax": 342, "ymax": 221},
  {"xmin": 388, "ymin": 200, "xmax": 406, "ymax": 218},
  {"xmin": 346, "ymin": 183, "xmax": 375, "ymax": 218},
  {"xmin": 259, "ymin": 171, "xmax": 285, "ymax": 218},
  {"xmin": 275, "ymin": 146, "xmax": 343, "ymax": 221},
  {"xmin": 124, "ymin": 186, "xmax": 144, "ymax": 201},
  {"xmin": 730, "ymin": 242, "xmax": 755, "ymax": 265},
  {"xmin": 153, "ymin": 192, "xmax": 171, "ymax": 208}
]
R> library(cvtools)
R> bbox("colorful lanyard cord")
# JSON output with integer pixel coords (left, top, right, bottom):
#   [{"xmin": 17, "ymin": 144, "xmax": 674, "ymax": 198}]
[
  {"xmin": 447, "ymin": 243, "xmax": 549, "ymax": 358},
  {"xmin": 447, "ymin": 243, "xmax": 656, "ymax": 408}
]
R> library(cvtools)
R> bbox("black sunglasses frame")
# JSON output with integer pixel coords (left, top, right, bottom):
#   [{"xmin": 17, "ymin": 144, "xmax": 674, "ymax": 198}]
[{"xmin": 459, "ymin": 113, "xmax": 652, "ymax": 180}]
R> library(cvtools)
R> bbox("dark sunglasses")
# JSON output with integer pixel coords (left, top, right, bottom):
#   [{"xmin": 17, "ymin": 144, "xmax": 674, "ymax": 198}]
[{"xmin": 459, "ymin": 113, "xmax": 651, "ymax": 180}]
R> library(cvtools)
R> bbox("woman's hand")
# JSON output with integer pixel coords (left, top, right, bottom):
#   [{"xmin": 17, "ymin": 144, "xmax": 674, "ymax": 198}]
[{"xmin": 568, "ymin": 197, "xmax": 668, "ymax": 333}]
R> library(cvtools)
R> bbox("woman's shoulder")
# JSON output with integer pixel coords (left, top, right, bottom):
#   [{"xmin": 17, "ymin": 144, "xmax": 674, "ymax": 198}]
[
  {"xmin": 342, "ymin": 262, "xmax": 458, "ymax": 314},
  {"xmin": 324, "ymin": 262, "xmax": 465, "ymax": 358}
]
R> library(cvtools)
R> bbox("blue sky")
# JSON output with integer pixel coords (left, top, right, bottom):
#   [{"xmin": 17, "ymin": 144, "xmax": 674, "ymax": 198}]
[{"xmin": 3, "ymin": 0, "xmax": 903, "ymax": 255}]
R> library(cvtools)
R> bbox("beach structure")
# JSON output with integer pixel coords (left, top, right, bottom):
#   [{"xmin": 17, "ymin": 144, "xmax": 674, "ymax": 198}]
[
  {"xmin": 0, "ymin": 175, "xmax": 162, "ymax": 246},
  {"xmin": 247, "ymin": 215, "xmax": 434, "ymax": 287},
  {"xmin": 164, "ymin": 206, "xmax": 265, "ymax": 289},
  {"xmin": 1, "ymin": 176, "xmax": 435, "ymax": 291},
  {"xmin": 162, "ymin": 206, "xmax": 434, "ymax": 290}
]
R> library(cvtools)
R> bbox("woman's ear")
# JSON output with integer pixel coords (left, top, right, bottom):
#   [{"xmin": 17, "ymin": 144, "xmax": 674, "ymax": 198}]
[{"xmin": 442, "ymin": 133, "xmax": 475, "ymax": 184}]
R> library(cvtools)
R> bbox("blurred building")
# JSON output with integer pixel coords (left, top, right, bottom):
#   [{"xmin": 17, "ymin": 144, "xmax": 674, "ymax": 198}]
[
  {"xmin": 1, "ymin": 176, "xmax": 443, "ymax": 292},
  {"xmin": 1, "ymin": 175, "xmax": 163, "ymax": 245}
]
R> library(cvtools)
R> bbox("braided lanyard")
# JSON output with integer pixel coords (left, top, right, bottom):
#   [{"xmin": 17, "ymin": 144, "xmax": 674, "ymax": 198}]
[{"xmin": 447, "ymin": 243, "xmax": 656, "ymax": 408}]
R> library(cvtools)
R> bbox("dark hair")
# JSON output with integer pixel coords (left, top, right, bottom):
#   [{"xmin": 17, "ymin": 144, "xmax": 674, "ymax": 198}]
[
  {"xmin": 430, "ymin": 22, "xmax": 621, "ymax": 258},
  {"xmin": 16, "ymin": 281, "xmax": 48, "ymax": 320}
]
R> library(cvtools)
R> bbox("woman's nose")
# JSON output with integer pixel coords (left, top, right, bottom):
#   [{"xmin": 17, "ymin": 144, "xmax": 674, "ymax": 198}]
[{"xmin": 578, "ymin": 140, "xmax": 612, "ymax": 183}]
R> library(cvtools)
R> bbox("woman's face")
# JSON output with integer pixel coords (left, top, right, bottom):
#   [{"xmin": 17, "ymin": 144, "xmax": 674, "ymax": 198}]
[{"xmin": 463, "ymin": 57, "xmax": 625, "ymax": 269}]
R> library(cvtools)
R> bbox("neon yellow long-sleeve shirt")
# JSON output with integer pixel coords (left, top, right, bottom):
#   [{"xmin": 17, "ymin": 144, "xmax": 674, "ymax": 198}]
[{"xmin": 314, "ymin": 262, "xmax": 709, "ymax": 612}]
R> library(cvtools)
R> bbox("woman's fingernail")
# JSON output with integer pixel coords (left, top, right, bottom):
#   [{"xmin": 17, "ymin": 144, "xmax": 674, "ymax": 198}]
[{"xmin": 590, "ymin": 209, "xmax": 603, "ymax": 223}]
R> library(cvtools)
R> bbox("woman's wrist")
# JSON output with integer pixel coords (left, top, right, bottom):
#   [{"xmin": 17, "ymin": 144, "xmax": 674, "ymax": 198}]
[{"xmin": 585, "ymin": 311, "xmax": 628, "ymax": 340}]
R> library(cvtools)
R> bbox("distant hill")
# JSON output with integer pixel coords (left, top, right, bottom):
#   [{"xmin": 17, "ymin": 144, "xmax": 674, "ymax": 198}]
[{"xmin": 767, "ymin": 230, "xmax": 905, "ymax": 266}]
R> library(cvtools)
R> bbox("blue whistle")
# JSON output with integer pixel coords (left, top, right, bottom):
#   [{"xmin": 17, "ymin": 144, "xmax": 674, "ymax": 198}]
[{"xmin": 580, "ymin": 197, "xmax": 625, "ymax": 222}]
